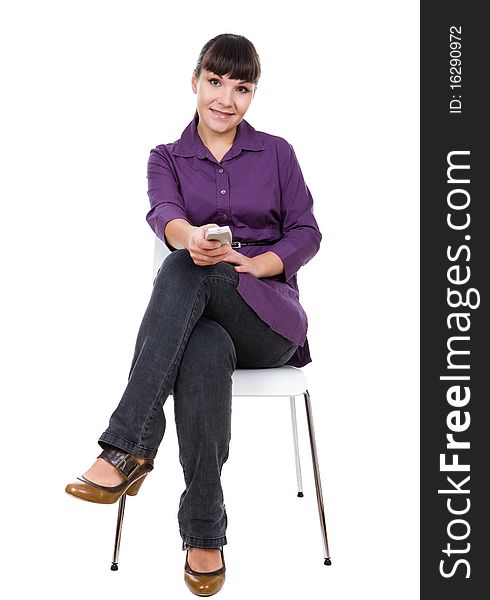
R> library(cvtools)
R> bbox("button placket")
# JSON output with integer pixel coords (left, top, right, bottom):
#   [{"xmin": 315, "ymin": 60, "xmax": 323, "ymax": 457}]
[{"xmin": 215, "ymin": 165, "xmax": 230, "ymax": 222}]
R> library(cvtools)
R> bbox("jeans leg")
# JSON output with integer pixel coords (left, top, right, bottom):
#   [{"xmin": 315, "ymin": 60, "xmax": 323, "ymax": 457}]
[
  {"xmin": 173, "ymin": 316, "xmax": 236, "ymax": 548},
  {"xmin": 98, "ymin": 250, "xmax": 240, "ymax": 459}
]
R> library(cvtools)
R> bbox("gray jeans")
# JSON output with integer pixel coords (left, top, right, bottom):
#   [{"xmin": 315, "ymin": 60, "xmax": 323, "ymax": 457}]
[{"xmin": 98, "ymin": 249, "xmax": 298, "ymax": 548}]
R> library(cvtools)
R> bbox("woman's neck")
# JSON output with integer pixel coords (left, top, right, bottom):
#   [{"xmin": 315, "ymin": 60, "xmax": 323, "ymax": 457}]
[{"xmin": 197, "ymin": 122, "xmax": 237, "ymax": 151}]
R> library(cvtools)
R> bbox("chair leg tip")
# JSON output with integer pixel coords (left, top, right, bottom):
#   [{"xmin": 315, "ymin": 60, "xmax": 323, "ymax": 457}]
[
  {"xmin": 111, "ymin": 563, "xmax": 119, "ymax": 571},
  {"xmin": 324, "ymin": 558, "xmax": 332, "ymax": 566},
  {"xmin": 297, "ymin": 492, "xmax": 304, "ymax": 497}
]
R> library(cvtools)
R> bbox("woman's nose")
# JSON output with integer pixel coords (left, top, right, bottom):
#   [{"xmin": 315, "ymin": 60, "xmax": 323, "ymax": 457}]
[{"xmin": 217, "ymin": 86, "xmax": 233, "ymax": 107}]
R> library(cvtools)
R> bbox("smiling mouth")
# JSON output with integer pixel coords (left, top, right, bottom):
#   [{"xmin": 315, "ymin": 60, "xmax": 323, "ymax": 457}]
[{"xmin": 210, "ymin": 108, "xmax": 234, "ymax": 118}]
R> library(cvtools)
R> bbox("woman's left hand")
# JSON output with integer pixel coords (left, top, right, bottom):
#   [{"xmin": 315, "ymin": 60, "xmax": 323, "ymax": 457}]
[{"xmin": 220, "ymin": 249, "xmax": 262, "ymax": 278}]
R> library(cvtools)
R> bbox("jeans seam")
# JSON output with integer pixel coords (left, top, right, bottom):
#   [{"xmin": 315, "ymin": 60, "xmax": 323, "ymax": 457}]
[
  {"xmin": 139, "ymin": 273, "xmax": 238, "ymax": 446},
  {"xmin": 100, "ymin": 432, "xmax": 155, "ymax": 451},
  {"xmin": 180, "ymin": 531, "xmax": 226, "ymax": 540},
  {"xmin": 139, "ymin": 279, "xmax": 205, "ymax": 445}
]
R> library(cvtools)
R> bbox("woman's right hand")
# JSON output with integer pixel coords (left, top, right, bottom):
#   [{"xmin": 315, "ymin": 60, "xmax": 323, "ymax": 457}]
[{"xmin": 186, "ymin": 224, "xmax": 233, "ymax": 267}]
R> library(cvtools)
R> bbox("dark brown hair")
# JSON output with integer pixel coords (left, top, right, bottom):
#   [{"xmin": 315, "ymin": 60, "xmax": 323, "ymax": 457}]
[{"xmin": 193, "ymin": 34, "xmax": 261, "ymax": 119}]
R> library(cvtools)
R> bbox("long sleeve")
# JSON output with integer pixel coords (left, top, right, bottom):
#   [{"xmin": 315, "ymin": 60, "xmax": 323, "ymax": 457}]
[
  {"xmin": 146, "ymin": 147, "xmax": 190, "ymax": 251},
  {"xmin": 268, "ymin": 144, "xmax": 322, "ymax": 282}
]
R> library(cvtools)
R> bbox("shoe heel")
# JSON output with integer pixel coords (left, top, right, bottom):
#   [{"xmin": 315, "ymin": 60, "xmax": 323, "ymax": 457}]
[
  {"xmin": 111, "ymin": 473, "xmax": 150, "ymax": 571},
  {"xmin": 126, "ymin": 474, "xmax": 147, "ymax": 496}
]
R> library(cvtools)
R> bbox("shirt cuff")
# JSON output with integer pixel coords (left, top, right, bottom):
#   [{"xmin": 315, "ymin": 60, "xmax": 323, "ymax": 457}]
[
  {"xmin": 146, "ymin": 204, "xmax": 190, "ymax": 251},
  {"xmin": 268, "ymin": 231, "xmax": 321, "ymax": 282}
]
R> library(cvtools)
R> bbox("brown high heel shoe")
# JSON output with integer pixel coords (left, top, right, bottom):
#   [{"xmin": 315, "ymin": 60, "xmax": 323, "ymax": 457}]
[
  {"xmin": 65, "ymin": 446, "xmax": 154, "ymax": 504},
  {"xmin": 184, "ymin": 546, "xmax": 226, "ymax": 597},
  {"xmin": 65, "ymin": 446, "xmax": 155, "ymax": 571}
]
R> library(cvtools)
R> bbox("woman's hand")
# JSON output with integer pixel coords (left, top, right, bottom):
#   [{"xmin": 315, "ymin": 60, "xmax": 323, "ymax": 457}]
[
  {"xmin": 186, "ymin": 224, "xmax": 234, "ymax": 266},
  {"xmin": 186, "ymin": 224, "xmax": 262, "ymax": 276},
  {"xmin": 220, "ymin": 250, "xmax": 263, "ymax": 278}
]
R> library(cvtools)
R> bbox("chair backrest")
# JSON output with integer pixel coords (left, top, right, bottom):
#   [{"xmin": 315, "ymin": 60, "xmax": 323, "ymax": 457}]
[{"xmin": 153, "ymin": 236, "xmax": 171, "ymax": 281}]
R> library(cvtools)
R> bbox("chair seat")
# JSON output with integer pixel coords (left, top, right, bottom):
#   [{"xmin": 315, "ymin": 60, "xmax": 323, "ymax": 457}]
[{"xmin": 231, "ymin": 366, "xmax": 308, "ymax": 397}]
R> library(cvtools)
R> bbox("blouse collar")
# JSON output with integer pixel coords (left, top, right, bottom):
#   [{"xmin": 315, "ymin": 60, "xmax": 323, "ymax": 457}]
[{"xmin": 172, "ymin": 113, "xmax": 265, "ymax": 160}]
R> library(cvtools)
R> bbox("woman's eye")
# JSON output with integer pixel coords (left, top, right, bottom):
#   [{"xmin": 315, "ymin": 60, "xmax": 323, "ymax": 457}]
[{"xmin": 208, "ymin": 79, "xmax": 250, "ymax": 93}]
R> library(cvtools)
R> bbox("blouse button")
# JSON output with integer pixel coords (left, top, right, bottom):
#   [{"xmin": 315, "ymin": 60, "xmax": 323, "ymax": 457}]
[
  {"xmin": 218, "ymin": 168, "xmax": 224, "ymax": 173},
  {"xmin": 220, "ymin": 189, "xmax": 226, "ymax": 195}
]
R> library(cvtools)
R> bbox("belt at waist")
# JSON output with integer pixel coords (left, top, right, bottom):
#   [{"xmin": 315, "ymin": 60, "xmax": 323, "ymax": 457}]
[{"xmin": 231, "ymin": 239, "xmax": 280, "ymax": 249}]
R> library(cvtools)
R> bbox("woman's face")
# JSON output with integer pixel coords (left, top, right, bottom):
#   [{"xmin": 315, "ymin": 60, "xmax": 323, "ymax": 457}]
[{"xmin": 191, "ymin": 69, "xmax": 256, "ymax": 138}]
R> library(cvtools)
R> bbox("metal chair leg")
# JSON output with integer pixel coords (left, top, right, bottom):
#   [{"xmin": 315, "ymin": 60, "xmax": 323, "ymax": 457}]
[
  {"xmin": 111, "ymin": 494, "xmax": 127, "ymax": 571},
  {"xmin": 304, "ymin": 390, "xmax": 332, "ymax": 565},
  {"xmin": 289, "ymin": 396, "xmax": 304, "ymax": 497}
]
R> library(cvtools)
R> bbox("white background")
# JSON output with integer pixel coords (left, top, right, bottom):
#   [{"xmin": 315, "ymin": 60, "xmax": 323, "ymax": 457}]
[{"xmin": 0, "ymin": 1, "xmax": 419, "ymax": 598}]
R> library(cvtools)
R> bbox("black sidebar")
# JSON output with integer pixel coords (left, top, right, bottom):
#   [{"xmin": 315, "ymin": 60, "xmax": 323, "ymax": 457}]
[{"xmin": 421, "ymin": 2, "xmax": 488, "ymax": 598}]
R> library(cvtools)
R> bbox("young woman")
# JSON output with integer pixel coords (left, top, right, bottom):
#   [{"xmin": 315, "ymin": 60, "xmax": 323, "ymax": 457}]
[{"xmin": 66, "ymin": 33, "xmax": 322, "ymax": 597}]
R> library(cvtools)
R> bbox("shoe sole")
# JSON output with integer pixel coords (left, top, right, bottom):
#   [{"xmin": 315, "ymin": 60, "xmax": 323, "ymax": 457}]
[{"xmin": 65, "ymin": 473, "xmax": 148, "ymax": 504}]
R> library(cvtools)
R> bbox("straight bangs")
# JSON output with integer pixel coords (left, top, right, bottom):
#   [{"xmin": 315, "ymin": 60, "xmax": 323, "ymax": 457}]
[{"xmin": 201, "ymin": 36, "xmax": 261, "ymax": 85}]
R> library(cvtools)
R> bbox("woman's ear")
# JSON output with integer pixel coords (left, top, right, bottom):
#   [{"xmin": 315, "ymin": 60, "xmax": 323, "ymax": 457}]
[{"xmin": 191, "ymin": 72, "xmax": 198, "ymax": 94}]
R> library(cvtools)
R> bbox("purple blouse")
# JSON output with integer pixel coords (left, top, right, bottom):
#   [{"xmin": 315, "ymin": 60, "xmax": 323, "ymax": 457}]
[{"xmin": 146, "ymin": 115, "xmax": 322, "ymax": 367}]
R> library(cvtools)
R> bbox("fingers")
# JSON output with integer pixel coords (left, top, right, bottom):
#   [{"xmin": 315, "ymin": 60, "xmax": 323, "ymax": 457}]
[
  {"xmin": 190, "ymin": 244, "xmax": 233, "ymax": 265},
  {"xmin": 192, "ymin": 224, "xmax": 224, "ymax": 252},
  {"xmin": 197, "ymin": 238, "xmax": 222, "ymax": 252},
  {"xmin": 188, "ymin": 223, "xmax": 218, "ymax": 249},
  {"xmin": 189, "ymin": 224, "xmax": 235, "ymax": 266}
]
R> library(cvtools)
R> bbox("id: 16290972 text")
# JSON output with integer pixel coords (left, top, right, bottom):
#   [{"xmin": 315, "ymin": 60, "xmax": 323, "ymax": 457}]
[{"xmin": 449, "ymin": 25, "xmax": 462, "ymax": 114}]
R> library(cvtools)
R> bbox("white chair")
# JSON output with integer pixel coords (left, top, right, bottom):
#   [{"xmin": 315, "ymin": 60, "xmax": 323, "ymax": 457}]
[{"xmin": 110, "ymin": 237, "xmax": 331, "ymax": 570}]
